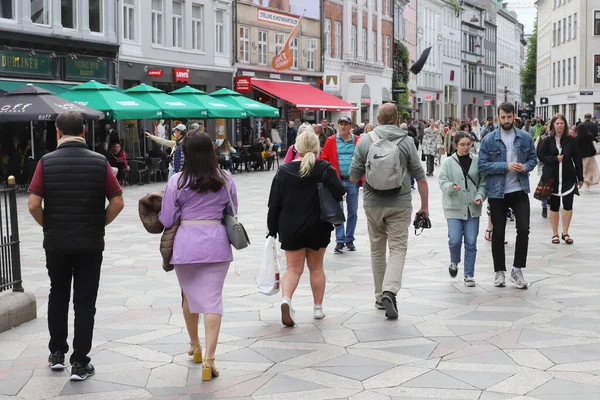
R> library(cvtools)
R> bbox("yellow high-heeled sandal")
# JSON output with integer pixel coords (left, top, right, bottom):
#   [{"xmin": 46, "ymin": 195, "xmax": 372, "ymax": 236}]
[
  {"xmin": 188, "ymin": 342, "xmax": 203, "ymax": 363},
  {"xmin": 202, "ymin": 358, "xmax": 219, "ymax": 381}
]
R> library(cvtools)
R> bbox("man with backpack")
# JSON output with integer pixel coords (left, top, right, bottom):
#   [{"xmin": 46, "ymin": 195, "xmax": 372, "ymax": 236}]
[{"xmin": 349, "ymin": 103, "xmax": 429, "ymax": 320}]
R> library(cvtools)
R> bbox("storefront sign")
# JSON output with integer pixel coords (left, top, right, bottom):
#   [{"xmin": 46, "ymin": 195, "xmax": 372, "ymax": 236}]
[
  {"xmin": 0, "ymin": 50, "xmax": 52, "ymax": 78},
  {"xmin": 424, "ymin": 95, "xmax": 432, "ymax": 101},
  {"xmin": 392, "ymin": 87, "xmax": 406, "ymax": 94},
  {"xmin": 361, "ymin": 98, "xmax": 371, "ymax": 105},
  {"xmin": 235, "ymin": 76, "xmax": 252, "ymax": 93},
  {"xmin": 539, "ymin": 97, "xmax": 548, "ymax": 104},
  {"xmin": 324, "ymin": 75, "xmax": 339, "ymax": 91},
  {"xmin": 293, "ymin": 76, "xmax": 302, "ymax": 81},
  {"xmin": 147, "ymin": 69, "xmax": 164, "ymax": 77},
  {"xmin": 349, "ymin": 75, "xmax": 366, "ymax": 83},
  {"xmin": 65, "ymin": 57, "xmax": 108, "ymax": 81},
  {"xmin": 595, "ymin": 55, "xmax": 600, "ymax": 84},
  {"xmin": 241, "ymin": 71, "xmax": 256, "ymax": 77},
  {"xmin": 258, "ymin": 9, "xmax": 299, "ymax": 28},
  {"xmin": 173, "ymin": 68, "xmax": 190, "ymax": 83},
  {"xmin": 580, "ymin": 91, "xmax": 593, "ymax": 96},
  {"xmin": 484, "ymin": 100, "xmax": 491, "ymax": 106},
  {"xmin": 269, "ymin": 73, "xmax": 281, "ymax": 79}
]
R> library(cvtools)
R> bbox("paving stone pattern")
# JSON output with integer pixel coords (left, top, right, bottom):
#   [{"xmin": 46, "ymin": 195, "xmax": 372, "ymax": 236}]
[{"xmin": 2, "ymin": 163, "xmax": 600, "ymax": 399}]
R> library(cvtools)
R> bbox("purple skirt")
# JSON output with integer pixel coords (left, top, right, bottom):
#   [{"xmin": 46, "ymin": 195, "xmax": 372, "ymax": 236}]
[{"xmin": 174, "ymin": 262, "xmax": 230, "ymax": 315}]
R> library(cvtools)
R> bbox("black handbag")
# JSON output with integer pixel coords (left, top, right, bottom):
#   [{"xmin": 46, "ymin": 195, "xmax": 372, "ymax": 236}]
[
  {"xmin": 421, "ymin": 151, "xmax": 426, "ymax": 161},
  {"xmin": 318, "ymin": 171, "xmax": 345, "ymax": 226}
]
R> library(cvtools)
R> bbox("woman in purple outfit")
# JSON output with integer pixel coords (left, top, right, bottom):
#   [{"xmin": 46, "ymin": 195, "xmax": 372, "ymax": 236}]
[{"xmin": 159, "ymin": 132, "xmax": 237, "ymax": 381}]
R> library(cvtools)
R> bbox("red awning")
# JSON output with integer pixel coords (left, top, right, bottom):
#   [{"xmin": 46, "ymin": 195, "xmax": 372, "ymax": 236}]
[{"xmin": 252, "ymin": 79, "xmax": 358, "ymax": 111}]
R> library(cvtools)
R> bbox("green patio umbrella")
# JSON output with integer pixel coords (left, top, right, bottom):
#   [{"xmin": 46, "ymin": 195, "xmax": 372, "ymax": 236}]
[
  {"xmin": 210, "ymin": 88, "xmax": 280, "ymax": 117},
  {"xmin": 169, "ymin": 86, "xmax": 247, "ymax": 119},
  {"xmin": 124, "ymin": 83, "xmax": 207, "ymax": 119},
  {"xmin": 60, "ymin": 80, "xmax": 163, "ymax": 120}
]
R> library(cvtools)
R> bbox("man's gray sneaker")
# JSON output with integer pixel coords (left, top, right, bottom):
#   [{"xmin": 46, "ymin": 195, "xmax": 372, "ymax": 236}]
[
  {"xmin": 494, "ymin": 271, "xmax": 506, "ymax": 287},
  {"xmin": 510, "ymin": 268, "xmax": 528, "ymax": 289},
  {"xmin": 464, "ymin": 277, "xmax": 476, "ymax": 287}
]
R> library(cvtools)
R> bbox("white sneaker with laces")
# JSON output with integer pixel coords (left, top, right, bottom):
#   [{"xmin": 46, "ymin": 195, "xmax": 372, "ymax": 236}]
[
  {"xmin": 313, "ymin": 305, "xmax": 325, "ymax": 320},
  {"xmin": 494, "ymin": 271, "xmax": 506, "ymax": 287},
  {"xmin": 510, "ymin": 268, "xmax": 528, "ymax": 289}
]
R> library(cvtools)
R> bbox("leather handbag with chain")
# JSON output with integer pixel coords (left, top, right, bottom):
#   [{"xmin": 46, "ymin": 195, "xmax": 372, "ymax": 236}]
[{"xmin": 221, "ymin": 171, "xmax": 250, "ymax": 250}]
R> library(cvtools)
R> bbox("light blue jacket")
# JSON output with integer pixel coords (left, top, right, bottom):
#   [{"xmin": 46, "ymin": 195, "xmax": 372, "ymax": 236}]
[
  {"xmin": 478, "ymin": 127, "xmax": 537, "ymax": 199},
  {"xmin": 439, "ymin": 154, "xmax": 487, "ymax": 220}
]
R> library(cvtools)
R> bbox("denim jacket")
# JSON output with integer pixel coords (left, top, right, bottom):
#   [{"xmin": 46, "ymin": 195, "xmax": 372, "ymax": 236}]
[{"xmin": 478, "ymin": 127, "xmax": 537, "ymax": 199}]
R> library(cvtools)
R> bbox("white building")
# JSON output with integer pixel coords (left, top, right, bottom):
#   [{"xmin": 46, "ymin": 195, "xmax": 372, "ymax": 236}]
[
  {"xmin": 323, "ymin": 0, "xmax": 395, "ymax": 124},
  {"xmin": 441, "ymin": 1, "xmax": 462, "ymax": 121},
  {"xmin": 416, "ymin": 0, "xmax": 445, "ymax": 121},
  {"xmin": 460, "ymin": 0, "xmax": 486, "ymax": 120},
  {"xmin": 535, "ymin": 0, "xmax": 600, "ymax": 123},
  {"xmin": 496, "ymin": 7, "xmax": 524, "ymax": 111}
]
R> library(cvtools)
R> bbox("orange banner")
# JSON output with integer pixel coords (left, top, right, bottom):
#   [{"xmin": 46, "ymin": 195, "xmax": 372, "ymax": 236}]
[{"xmin": 271, "ymin": 11, "xmax": 305, "ymax": 71}]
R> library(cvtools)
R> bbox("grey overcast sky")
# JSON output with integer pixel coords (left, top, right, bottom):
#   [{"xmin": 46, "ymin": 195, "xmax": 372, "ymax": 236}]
[{"xmin": 503, "ymin": 0, "xmax": 536, "ymax": 34}]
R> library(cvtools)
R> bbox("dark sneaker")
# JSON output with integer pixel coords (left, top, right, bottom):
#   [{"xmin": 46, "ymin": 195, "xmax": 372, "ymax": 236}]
[
  {"xmin": 375, "ymin": 300, "xmax": 386, "ymax": 310},
  {"xmin": 448, "ymin": 262, "xmax": 458, "ymax": 278},
  {"xmin": 334, "ymin": 243, "xmax": 344, "ymax": 254},
  {"xmin": 382, "ymin": 291, "xmax": 398, "ymax": 319},
  {"xmin": 542, "ymin": 208, "xmax": 548, "ymax": 218},
  {"xmin": 48, "ymin": 351, "xmax": 65, "ymax": 371},
  {"xmin": 70, "ymin": 362, "xmax": 95, "ymax": 381},
  {"xmin": 346, "ymin": 242, "xmax": 356, "ymax": 251}
]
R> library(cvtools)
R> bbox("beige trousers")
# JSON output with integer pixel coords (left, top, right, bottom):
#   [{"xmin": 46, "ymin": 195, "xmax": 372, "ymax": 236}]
[{"xmin": 364, "ymin": 206, "xmax": 412, "ymax": 301}]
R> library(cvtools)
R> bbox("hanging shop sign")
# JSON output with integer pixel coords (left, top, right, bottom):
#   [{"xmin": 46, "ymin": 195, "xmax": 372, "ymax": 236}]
[
  {"xmin": 173, "ymin": 68, "xmax": 190, "ymax": 83},
  {"xmin": 235, "ymin": 76, "xmax": 252, "ymax": 93},
  {"xmin": 324, "ymin": 75, "xmax": 340, "ymax": 91},
  {"xmin": 484, "ymin": 100, "xmax": 491, "ymax": 106},
  {"xmin": 65, "ymin": 56, "xmax": 109, "ymax": 82},
  {"xmin": 0, "ymin": 50, "xmax": 52, "ymax": 78}
]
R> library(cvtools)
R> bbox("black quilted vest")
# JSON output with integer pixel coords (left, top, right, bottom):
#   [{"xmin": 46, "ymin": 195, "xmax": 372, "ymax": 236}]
[{"xmin": 41, "ymin": 141, "xmax": 107, "ymax": 251}]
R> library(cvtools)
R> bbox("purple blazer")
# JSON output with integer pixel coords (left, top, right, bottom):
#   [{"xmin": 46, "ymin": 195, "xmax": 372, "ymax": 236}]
[{"xmin": 158, "ymin": 171, "xmax": 238, "ymax": 265}]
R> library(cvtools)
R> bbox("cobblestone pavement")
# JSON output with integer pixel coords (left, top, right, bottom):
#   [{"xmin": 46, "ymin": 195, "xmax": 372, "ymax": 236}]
[{"xmin": 2, "ymin": 163, "xmax": 600, "ymax": 400}]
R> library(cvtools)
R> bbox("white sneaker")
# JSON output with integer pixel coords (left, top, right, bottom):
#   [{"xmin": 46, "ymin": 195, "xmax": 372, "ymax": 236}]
[
  {"xmin": 313, "ymin": 305, "xmax": 325, "ymax": 320},
  {"xmin": 281, "ymin": 299, "xmax": 295, "ymax": 327},
  {"xmin": 510, "ymin": 269, "xmax": 528, "ymax": 289},
  {"xmin": 494, "ymin": 271, "xmax": 506, "ymax": 287},
  {"xmin": 464, "ymin": 277, "xmax": 476, "ymax": 287}
]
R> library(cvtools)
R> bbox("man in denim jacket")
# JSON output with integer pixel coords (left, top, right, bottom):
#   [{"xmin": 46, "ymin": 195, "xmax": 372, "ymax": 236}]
[{"xmin": 478, "ymin": 102, "xmax": 537, "ymax": 289}]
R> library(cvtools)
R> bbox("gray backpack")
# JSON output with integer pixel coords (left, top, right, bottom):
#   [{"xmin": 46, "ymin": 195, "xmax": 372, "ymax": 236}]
[{"xmin": 365, "ymin": 131, "xmax": 407, "ymax": 191}]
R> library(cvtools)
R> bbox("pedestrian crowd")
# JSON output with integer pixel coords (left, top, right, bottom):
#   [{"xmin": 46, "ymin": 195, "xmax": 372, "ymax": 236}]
[{"xmin": 26, "ymin": 103, "xmax": 600, "ymax": 384}]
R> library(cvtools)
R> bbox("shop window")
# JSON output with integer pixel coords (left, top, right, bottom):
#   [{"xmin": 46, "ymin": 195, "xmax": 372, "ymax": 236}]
[
  {"xmin": 32, "ymin": 0, "xmax": 50, "ymax": 25},
  {"xmin": 0, "ymin": 0, "xmax": 14, "ymax": 20},
  {"xmin": 151, "ymin": 0, "xmax": 164, "ymax": 45},
  {"xmin": 215, "ymin": 10, "xmax": 226, "ymax": 54},
  {"xmin": 192, "ymin": 4, "xmax": 204, "ymax": 51},
  {"xmin": 123, "ymin": 0, "xmax": 136, "ymax": 41},
  {"xmin": 258, "ymin": 30, "xmax": 268, "ymax": 65},
  {"xmin": 61, "ymin": 0, "xmax": 77, "ymax": 29},
  {"xmin": 89, "ymin": 0, "xmax": 103, "ymax": 32},
  {"xmin": 172, "ymin": 1, "xmax": 184, "ymax": 48}
]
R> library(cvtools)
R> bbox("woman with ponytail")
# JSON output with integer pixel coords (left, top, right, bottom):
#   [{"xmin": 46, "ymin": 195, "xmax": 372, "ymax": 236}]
[{"xmin": 267, "ymin": 127, "xmax": 346, "ymax": 327}]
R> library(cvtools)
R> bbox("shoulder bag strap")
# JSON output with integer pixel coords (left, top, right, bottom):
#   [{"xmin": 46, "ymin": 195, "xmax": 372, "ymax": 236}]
[
  {"xmin": 219, "ymin": 170, "xmax": 237, "ymax": 219},
  {"xmin": 452, "ymin": 156, "xmax": 478, "ymax": 188}
]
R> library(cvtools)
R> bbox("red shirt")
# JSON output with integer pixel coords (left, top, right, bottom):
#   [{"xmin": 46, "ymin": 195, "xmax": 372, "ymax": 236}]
[{"xmin": 28, "ymin": 161, "xmax": 122, "ymax": 199}]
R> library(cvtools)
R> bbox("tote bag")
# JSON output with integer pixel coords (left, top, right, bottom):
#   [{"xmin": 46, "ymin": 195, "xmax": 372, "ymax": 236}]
[{"xmin": 257, "ymin": 237, "xmax": 282, "ymax": 295}]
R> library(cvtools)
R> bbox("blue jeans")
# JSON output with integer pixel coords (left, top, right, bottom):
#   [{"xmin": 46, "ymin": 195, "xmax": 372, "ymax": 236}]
[
  {"xmin": 447, "ymin": 217, "xmax": 480, "ymax": 278},
  {"xmin": 336, "ymin": 180, "xmax": 359, "ymax": 243}
]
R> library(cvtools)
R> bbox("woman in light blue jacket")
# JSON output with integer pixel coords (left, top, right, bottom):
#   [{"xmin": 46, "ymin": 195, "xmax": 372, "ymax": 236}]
[{"xmin": 439, "ymin": 132, "xmax": 487, "ymax": 286}]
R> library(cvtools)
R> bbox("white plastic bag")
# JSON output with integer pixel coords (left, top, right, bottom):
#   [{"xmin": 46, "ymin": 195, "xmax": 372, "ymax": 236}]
[{"xmin": 257, "ymin": 237, "xmax": 281, "ymax": 295}]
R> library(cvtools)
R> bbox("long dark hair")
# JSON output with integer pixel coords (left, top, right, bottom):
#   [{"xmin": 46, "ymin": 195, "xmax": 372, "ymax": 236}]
[
  {"xmin": 177, "ymin": 132, "xmax": 225, "ymax": 193},
  {"xmin": 549, "ymin": 114, "xmax": 569, "ymax": 137}
]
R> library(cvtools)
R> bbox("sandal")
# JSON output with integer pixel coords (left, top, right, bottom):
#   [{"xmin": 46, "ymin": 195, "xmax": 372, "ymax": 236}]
[
  {"xmin": 552, "ymin": 235, "xmax": 560, "ymax": 244},
  {"xmin": 188, "ymin": 342, "xmax": 202, "ymax": 363},
  {"xmin": 485, "ymin": 230, "xmax": 493, "ymax": 242},
  {"xmin": 561, "ymin": 234, "xmax": 574, "ymax": 245},
  {"xmin": 202, "ymin": 358, "xmax": 219, "ymax": 381}
]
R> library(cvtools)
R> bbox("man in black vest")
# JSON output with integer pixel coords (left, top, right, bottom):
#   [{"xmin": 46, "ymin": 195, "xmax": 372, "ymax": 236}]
[
  {"xmin": 28, "ymin": 112, "xmax": 124, "ymax": 381},
  {"xmin": 577, "ymin": 113, "xmax": 599, "ymax": 140}
]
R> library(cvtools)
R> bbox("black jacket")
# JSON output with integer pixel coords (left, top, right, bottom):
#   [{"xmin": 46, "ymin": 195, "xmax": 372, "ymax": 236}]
[
  {"xmin": 578, "ymin": 120, "xmax": 599, "ymax": 139},
  {"xmin": 41, "ymin": 141, "xmax": 108, "ymax": 251},
  {"xmin": 537, "ymin": 134, "xmax": 583, "ymax": 195},
  {"xmin": 576, "ymin": 120, "xmax": 599, "ymax": 158}
]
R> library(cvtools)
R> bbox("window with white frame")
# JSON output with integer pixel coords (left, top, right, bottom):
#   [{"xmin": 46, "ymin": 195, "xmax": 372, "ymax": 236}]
[
  {"xmin": 215, "ymin": 10, "xmax": 226, "ymax": 54},
  {"xmin": 192, "ymin": 4, "xmax": 204, "ymax": 51},
  {"xmin": 172, "ymin": 1, "xmax": 184, "ymax": 48},
  {"xmin": 290, "ymin": 36, "xmax": 299, "ymax": 69},
  {"xmin": 568, "ymin": 58, "xmax": 571, "ymax": 85},
  {"xmin": 573, "ymin": 56, "xmax": 576, "ymax": 84},
  {"xmin": 373, "ymin": 30, "xmax": 377, "ymax": 59},
  {"xmin": 307, "ymin": 38, "xmax": 316, "ymax": 71},
  {"xmin": 89, "ymin": 0, "xmax": 103, "ymax": 32},
  {"xmin": 258, "ymin": 30, "xmax": 267, "ymax": 65},
  {"xmin": 385, "ymin": 35, "xmax": 390, "ymax": 66},
  {"xmin": 385, "ymin": 0, "xmax": 390, "ymax": 15},
  {"xmin": 351, "ymin": 25, "xmax": 357, "ymax": 58},
  {"xmin": 324, "ymin": 19, "xmax": 331, "ymax": 57},
  {"xmin": 275, "ymin": 33, "xmax": 285, "ymax": 55},
  {"xmin": 0, "ymin": 0, "xmax": 14, "ymax": 19},
  {"xmin": 239, "ymin": 26, "xmax": 250, "ymax": 63},
  {"xmin": 334, "ymin": 21, "xmax": 341, "ymax": 58},
  {"xmin": 574, "ymin": 13, "xmax": 577, "ymax": 38},
  {"xmin": 558, "ymin": 20, "xmax": 561, "ymax": 44},
  {"xmin": 151, "ymin": 0, "xmax": 164, "ymax": 45},
  {"xmin": 552, "ymin": 22, "xmax": 556, "ymax": 46},
  {"xmin": 362, "ymin": 28, "xmax": 367, "ymax": 59},
  {"xmin": 32, "ymin": 0, "xmax": 50, "ymax": 25},
  {"xmin": 61, "ymin": 0, "xmax": 77, "ymax": 29},
  {"xmin": 595, "ymin": 11, "xmax": 600, "ymax": 35},
  {"xmin": 563, "ymin": 17, "xmax": 566, "ymax": 42},
  {"xmin": 122, "ymin": 0, "xmax": 136, "ymax": 41},
  {"xmin": 568, "ymin": 15, "xmax": 571, "ymax": 41},
  {"xmin": 563, "ymin": 59, "xmax": 566, "ymax": 85}
]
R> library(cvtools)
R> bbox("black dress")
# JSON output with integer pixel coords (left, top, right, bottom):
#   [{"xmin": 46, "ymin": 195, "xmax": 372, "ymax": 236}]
[
  {"xmin": 537, "ymin": 134, "xmax": 583, "ymax": 195},
  {"xmin": 267, "ymin": 160, "xmax": 346, "ymax": 251}
]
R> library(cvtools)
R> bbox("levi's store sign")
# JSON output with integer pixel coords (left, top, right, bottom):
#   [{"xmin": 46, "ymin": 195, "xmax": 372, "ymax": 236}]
[
  {"xmin": 147, "ymin": 69, "xmax": 164, "ymax": 77},
  {"xmin": 173, "ymin": 68, "xmax": 190, "ymax": 83}
]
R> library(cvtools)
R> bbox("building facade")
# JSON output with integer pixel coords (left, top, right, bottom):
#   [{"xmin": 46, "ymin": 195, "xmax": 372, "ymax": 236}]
[
  {"xmin": 402, "ymin": 0, "xmax": 418, "ymax": 115},
  {"xmin": 441, "ymin": 1, "xmax": 461, "ymax": 121},
  {"xmin": 323, "ymin": 0, "xmax": 395, "ymax": 124},
  {"xmin": 416, "ymin": 0, "xmax": 444, "ymax": 121},
  {"xmin": 483, "ymin": 18, "xmax": 497, "ymax": 118},
  {"xmin": 535, "ymin": 0, "xmax": 600, "ymax": 123},
  {"xmin": 0, "ymin": 0, "xmax": 119, "ymax": 87},
  {"xmin": 496, "ymin": 6, "xmax": 524, "ymax": 114},
  {"xmin": 460, "ymin": 1, "xmax": 486, "ymax": 120}
]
